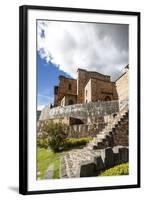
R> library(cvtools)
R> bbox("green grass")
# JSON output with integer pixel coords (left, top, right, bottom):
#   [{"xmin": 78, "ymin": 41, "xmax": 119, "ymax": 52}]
[
  {"xmin": 99, "ymin": 163, "xmax": 129, "ymax": 176},
  {"xmin": 37, "ymin": 148, "xmax": 62, "ymax": 179},
  {"xmin": 37, "ymin": 137, "xmax": 92, "ymax": 179}
]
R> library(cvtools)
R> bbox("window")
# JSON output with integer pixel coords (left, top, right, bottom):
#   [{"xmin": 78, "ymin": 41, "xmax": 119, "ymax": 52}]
[{"xmin": 68, "ymin": 83, "xmax": 72, "ymax": 90}]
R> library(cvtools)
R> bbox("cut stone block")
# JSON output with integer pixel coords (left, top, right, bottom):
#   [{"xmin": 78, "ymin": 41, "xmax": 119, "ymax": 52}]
[
  {"xmin": 80, "ymin": 161, "xmax": 96, "ymax": 177},
  {"xmin": 119, "ymin": 147, "xmax": 129, "ymax": 163},
  {"xmin": 100, "ymin": 147, "xmax": 114, "ymax": 167},
  {"xmin": 94, "ymin": 156, "xmax": 105, "ymax": 175},
  {"xmin": 113, "ymin": 146, "xmax": 124, "ymax": 165}
]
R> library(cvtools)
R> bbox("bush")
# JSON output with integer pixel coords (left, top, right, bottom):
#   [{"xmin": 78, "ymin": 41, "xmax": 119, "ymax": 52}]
[
  {"xmin": 63, "ymin": 138, "xmax": 91, "ymax": 149},
  {"xmin": 99, "ymin": 163, "xmax": 129, "ymax": 176},
  {"xmin": 40, "ymin": 121, "xmax": 68, "ymax": 152},
  {"xmin": 37, "ymin": 121, "xmax": 92, "ymax": 151},
  {"xmin": 37, "ymin": 137, "xmax": 91, "ymax": 151},
  {"xmin": 37, "ymin": 138, "xmax": 49, "ymax": 149}
]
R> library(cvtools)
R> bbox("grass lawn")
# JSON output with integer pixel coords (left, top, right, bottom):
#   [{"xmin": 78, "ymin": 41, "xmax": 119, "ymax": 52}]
[
  {"xmin": 37, "ymin": 137, "xmax": 92, "ymax": 179},
  {"xmin": 37, "ymin": 147, "xmax": 63, "ymax": 179}
]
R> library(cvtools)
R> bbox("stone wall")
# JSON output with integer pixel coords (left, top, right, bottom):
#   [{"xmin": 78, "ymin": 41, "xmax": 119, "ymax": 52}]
[
  {"xmin": 37, "ymin": 116, "xmax": 84, "ymax": 131},
  {"xmin": 61, "ymin": 94, "xmax": 77, "ymax": 106},
  {"xmin": 80, "ymin": 146, "xmax": 129, "ymax": 177},
  {"xmin": 68, "ymin": 122, "xmax": 106, "ymax": 138},
  {"xmin": 116, "ymin": 71, "xmax": 128, "ymax": 103},
  {"xmin": 84, "ymin": 77, "xmax": 118, "ymax": 103},
  {"xmin": 79, "ymin": 109, "xmax": 128, "ymax": 147},
  {"xmin": 77, "ymin": 69, "xmax": 89, "ymax": 103},
  {"xmin": 38, "ymin": 100, "xmax": 128, "ymax": 143},
  {"xmin": 89, "ymin": 78, "xmax": 118, "ymax": 102},
  {"xmin": 40, "ymin": 100, "xmax": 119, "ymax": 120},
  {"xmin": 37, "ymin": 117, "xmax": 107, "ymax": 138}
]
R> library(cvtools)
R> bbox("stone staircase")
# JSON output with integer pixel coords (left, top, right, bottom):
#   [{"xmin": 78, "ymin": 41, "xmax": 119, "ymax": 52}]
[
  {"xmin": 86, "ymin": 109, "xmax": 128, "ymax": 150},
  {"xmin": 61, "ymin": 106, "xmax": 129, "ymax": 178}
]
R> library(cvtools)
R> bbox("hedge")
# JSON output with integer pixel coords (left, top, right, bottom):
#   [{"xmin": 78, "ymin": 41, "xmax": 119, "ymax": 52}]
[{"xmin": 99, "ymin": 162, "xmax": 129, "ymax": 176}]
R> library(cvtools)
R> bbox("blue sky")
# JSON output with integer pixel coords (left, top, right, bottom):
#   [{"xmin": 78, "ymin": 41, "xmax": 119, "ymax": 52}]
[{"xmin": 37, "ymin": 52, "xmax": 71, "ymax": 110}]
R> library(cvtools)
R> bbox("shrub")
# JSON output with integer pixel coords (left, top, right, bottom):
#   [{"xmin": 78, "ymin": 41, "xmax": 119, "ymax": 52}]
[
  {"xmin": 40, "ymin": 121, "xmax": 68, "ymax": 152},
  {"xmin": 99, "ymin": 163, "xmax": 129, "ymax": 176},
  {"xmin": 37, "ymin": 121, "xmax": 92, "ymax": 151},
  {"xmin": 63, "ymin": 138, "xmax": 91, "ymax": 149},
  {"xmin": 37, "ymin": 137, "xmax": 91, "ymax": 151},
  {"xmin": 37, "ymin": 138, "xmax": 49, "ymax": 149}
]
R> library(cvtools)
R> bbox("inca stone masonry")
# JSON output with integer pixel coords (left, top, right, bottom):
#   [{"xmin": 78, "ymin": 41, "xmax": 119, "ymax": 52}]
[{"xmin": 39, "ymin": 65, "xmax": 129, "ymax": 139}]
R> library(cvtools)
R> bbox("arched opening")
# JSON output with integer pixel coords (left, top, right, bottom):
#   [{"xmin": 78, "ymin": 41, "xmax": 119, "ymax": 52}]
[
  {"xmin": 104, "ymin": 96, "xmax": 111, "ymax": 101},
  {"xmin": 68, "ymin": 99, "xmax": 74, "ymax": 105}
]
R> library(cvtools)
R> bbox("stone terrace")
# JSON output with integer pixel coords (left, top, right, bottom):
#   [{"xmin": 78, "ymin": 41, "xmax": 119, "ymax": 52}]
[{"xmin": 61, "ymin": 105, "xmax": 128, "ymax": 178}]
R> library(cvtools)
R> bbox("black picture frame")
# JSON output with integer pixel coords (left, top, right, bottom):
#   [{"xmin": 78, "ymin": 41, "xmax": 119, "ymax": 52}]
[{"xmin": 19, "ymin": 5, "xmax": 141, "ymax": 195}]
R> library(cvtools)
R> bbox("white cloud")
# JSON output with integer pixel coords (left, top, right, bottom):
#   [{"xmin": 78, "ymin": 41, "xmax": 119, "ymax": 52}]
[
  {"xmin": 37, "ymin": 21, "xmax": 128, "ymax": 80},
  {"xmin": 37, "ymin": 105, "xmax": 45, "ymax": 111}
]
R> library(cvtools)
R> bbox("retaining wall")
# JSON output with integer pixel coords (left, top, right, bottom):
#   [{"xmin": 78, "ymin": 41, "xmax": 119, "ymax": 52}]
[{"xmin": 79, "ymin": 146, "xmax": 129, "ymax": 177}]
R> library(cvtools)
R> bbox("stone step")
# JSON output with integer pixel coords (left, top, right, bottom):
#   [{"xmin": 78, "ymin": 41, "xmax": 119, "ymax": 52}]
[
  {"xmin": 96, "ymin": 138, "xmax": 103, "ymax": 143},
  {"xmin": 97, "ymin": 133, "xmax": 112, "ymax": 139},
  {"xmin": 86, "ymin": 145, "xmax": 94, "ymax": 150},
  {"xmin": 85, "ymin": 108, "xmax": 129, "ymax": 152},
  {"xmin": 119, "ymin": 119, "xmax": 128, "ymax": 125}
]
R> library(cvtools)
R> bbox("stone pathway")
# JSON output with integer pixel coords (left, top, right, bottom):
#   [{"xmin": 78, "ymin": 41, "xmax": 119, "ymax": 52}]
[
  {"xmin": 61, "ymin": 148, "xmax": 101, "ymax": 178},
  {"xmin": 45, "ymin": 164, "xmax": 54, "ymax": 179}
]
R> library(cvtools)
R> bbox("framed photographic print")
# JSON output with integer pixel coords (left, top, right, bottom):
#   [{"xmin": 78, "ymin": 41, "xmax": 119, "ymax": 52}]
[{"xmin": 19, "ymin": 5, "xmax": 140, "ymax": 195}]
